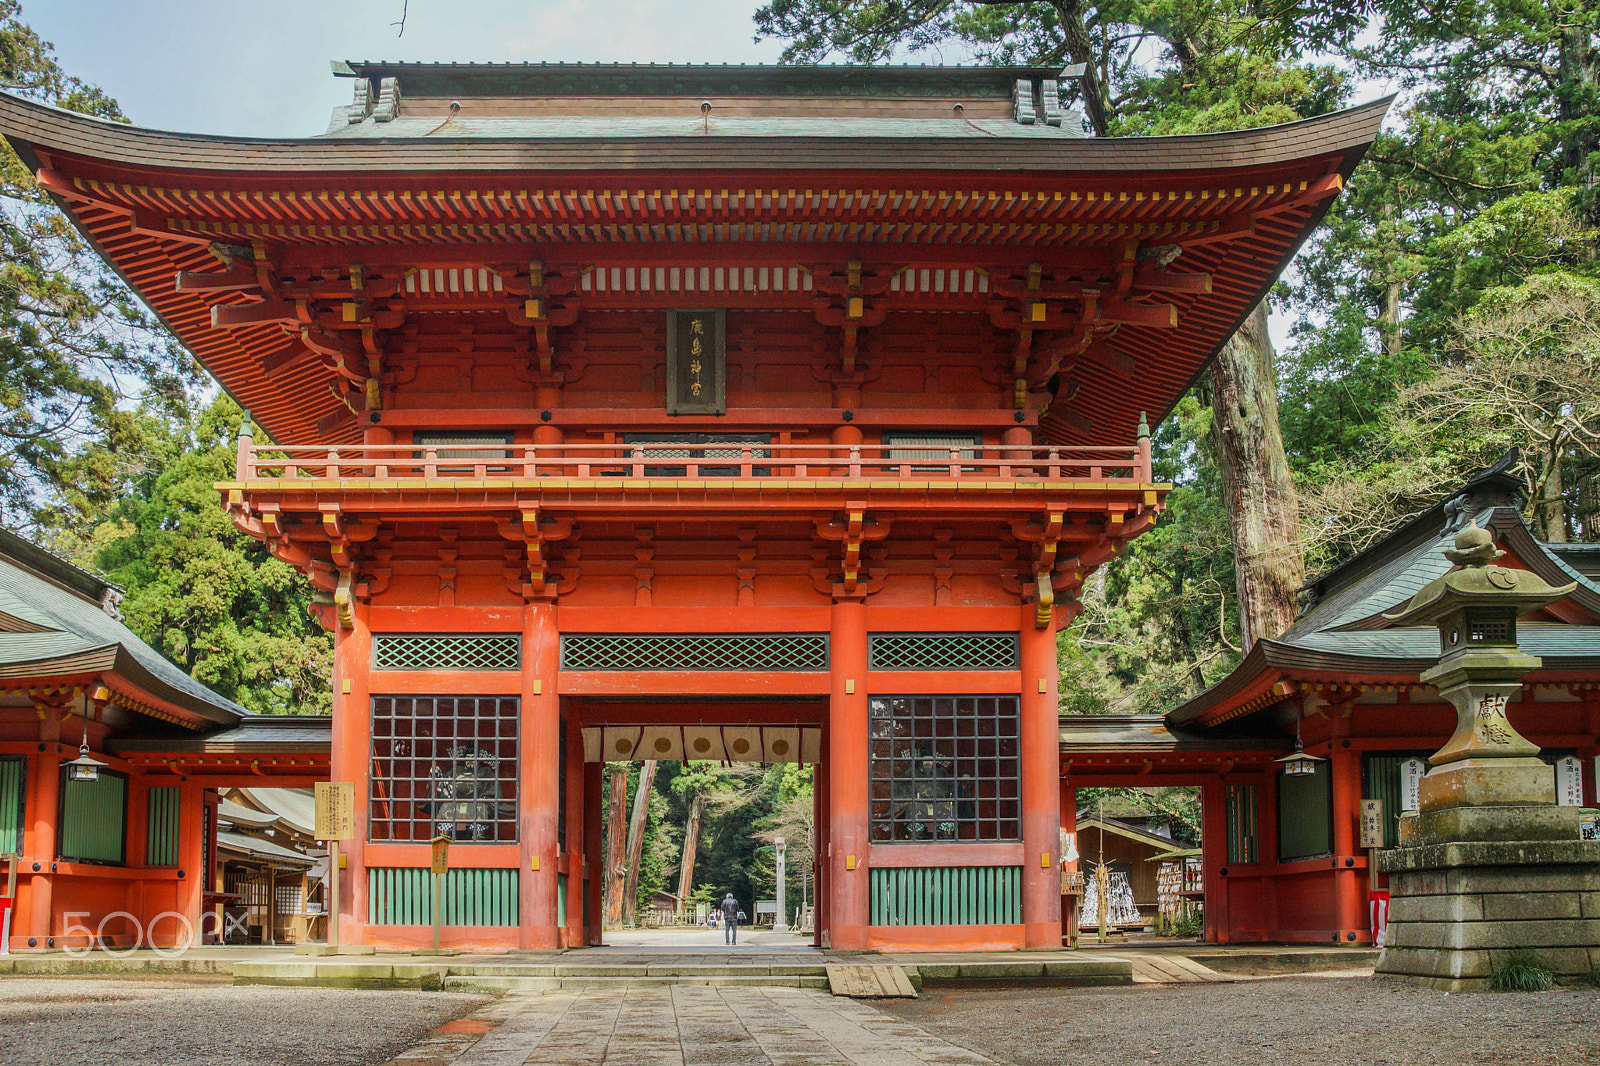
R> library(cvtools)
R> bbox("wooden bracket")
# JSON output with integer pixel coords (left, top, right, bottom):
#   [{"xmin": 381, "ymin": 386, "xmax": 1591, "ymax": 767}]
[
  {"xmin": 497, "ymin": 504, "xmax": 576, "ymax": 598},
  {"xmin": 814, "ymin": 507, "xmax": 890, "ymax": 595}
]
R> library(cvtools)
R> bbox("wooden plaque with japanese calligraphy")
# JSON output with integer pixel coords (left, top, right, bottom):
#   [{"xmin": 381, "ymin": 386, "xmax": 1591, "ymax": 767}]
[{"xmin": 666, "ymin": 309, "xmax": 725, "ymax": 415}]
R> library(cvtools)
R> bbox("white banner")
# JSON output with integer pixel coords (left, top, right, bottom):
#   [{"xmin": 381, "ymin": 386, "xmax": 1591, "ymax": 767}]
[
  {"xmin": 1400, "ymin": 757, "xmax": 1427, "ymax": 812},
  {"xmin": 1555, "ymin": 755, "xmax": 1583, "ymax": 807}
]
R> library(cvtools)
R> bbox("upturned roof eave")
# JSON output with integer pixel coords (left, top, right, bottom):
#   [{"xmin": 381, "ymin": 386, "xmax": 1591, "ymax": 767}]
[{"xmin": 0, "ymin": 89, "xmax": 1394, "ymax": 175}]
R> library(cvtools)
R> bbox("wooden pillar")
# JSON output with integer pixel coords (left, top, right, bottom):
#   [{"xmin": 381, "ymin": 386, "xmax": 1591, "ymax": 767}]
[
  {"xmin": 1059, "ymin": 776, "xmax": 1077, "ymax": 946},
  {"xmin": 519, "ymin": 600, "xmax": 561, "ymax": 949},
  {"xmin": 21, "ymin": 748, "xmax": 60, "ymax": 946},
  {"xmin": 826, "ymin": 597, "xmax": 869, "ymax": 950},
  {"xmin": 1200, "ymin": 780, "xmax": 1228, "ymax": 943},
  {"xmin": 564, "ymin": 716, "xmax": 584, "ymax": 948},
  {"xmin": 582, "ymin": 756, "xmax": 603, "ymax": 945},
  {"xmin": 1329, "ymin": 745, "xmax": 1364, "ymax": 944},
  {"xmin": 171, "ymin": 779, "xmax": 204, "ymax": 947},
  {"xmin": 812, "ymin": 746, "xmax": 828, "ymax": 948},
  {"xmin": 331, "ymin": 598, "xmax": 372, "ymax": 946},
  {"xmin": 1019, "ymin": 610, "xmax": 1062, "ymax": 947}
]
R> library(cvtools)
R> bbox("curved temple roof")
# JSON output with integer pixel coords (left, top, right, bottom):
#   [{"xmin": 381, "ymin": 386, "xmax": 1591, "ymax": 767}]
[{"xmin": 0, "ymin": 88, "xmax": 1390, "ymax": 448}]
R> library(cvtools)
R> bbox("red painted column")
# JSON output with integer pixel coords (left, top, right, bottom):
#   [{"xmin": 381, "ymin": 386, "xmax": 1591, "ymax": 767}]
[
  {"xmin": 170, "ymin": 780, "xmax": 204, "ymax": 947},
  {"xmin": 1059, "ymin": 777, "xmax": 1077, "ymax": 946},
  {"xmin": 1200, "ymin": 781, "xmax": 1228, "ymax": 943},
  {"xmin": 827, "ymin": 597, "xmax": 869, "ymax": 950},
  {"xmin": 519, "ymin": 600, "xmax": 561, "ymax": 949},
  {"xmin": 21, "ymin": 745, "xmax": 60, "ymax": 947},
  {"xmin": 331, "ymin": 599, "xmax": 372, "ymax": 945},
  {"xmin": 564, "ymin": 717, "xmax": 585, "ymax": 948},
  {"xmin": 582, "ymin": 756, "xmax": 603, "ymax": 945},
  {"xmin": 1329, "ymin": 745, "xmax": 1363, "ymax": 944},
  {"xmin": 1019, "ymin": 609, "xmax": 1062, "ymax": 947},
  {"xmin": 812, "ymin": 748, "xmax": 829, "ymax": 948}
]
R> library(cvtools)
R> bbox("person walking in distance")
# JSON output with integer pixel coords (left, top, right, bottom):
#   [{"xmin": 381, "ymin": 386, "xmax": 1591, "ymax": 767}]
[{"xmin": 720, "ymin": 892, "xmax": 741, "ymax": 946}]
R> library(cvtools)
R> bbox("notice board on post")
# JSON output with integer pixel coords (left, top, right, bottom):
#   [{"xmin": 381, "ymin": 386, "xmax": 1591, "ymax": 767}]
[
  {"xmin": 315, "ymin": 781, "xmax": 356, "ymax": 842},
  {"xmin": 666, "ymin": 309, "xmax": 725, "ymax": 415}
]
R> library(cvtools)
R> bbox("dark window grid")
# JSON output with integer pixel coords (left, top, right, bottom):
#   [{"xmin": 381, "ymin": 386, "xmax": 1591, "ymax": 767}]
[
  {"xmin": 867, "ymin": 695, "xmax": 1021, "ymax": 843},
  {"xmin": 370, "ymin": 696, "xmax": 520, "ymax": 843}
]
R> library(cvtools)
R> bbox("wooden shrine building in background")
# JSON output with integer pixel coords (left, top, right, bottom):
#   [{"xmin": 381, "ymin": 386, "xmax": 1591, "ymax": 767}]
[{"xmin": 1, "ymin": 63, "xmax": 1387, "ymax": 952}]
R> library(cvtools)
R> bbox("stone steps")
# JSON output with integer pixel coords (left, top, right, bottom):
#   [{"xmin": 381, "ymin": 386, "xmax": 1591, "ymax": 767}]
[{"xmin": 443, "ymin": 973, "xmax": 832, "ymax": 994}]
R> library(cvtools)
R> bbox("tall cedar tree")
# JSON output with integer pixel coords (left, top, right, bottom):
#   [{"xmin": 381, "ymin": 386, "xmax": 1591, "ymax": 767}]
[{"xmin": 754, "ymin": 0, "xmax": 1351, "ymax": 669}]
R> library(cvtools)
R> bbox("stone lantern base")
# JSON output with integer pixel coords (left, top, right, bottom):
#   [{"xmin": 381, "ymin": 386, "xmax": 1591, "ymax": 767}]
[{"xmin": 1376, "ymin": 806, "xmax": 1600, "ymax": 991}]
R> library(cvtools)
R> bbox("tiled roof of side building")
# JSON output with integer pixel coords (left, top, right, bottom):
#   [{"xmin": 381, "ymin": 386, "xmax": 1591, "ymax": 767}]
[
  {"xmin": 1167, "ymin": 469, "xmax": 1600, "ymax": 727},
  {"xmin": 112, "ymin": 715, "xmax": 332, "ymax": 754},
  {"xmin": 0, "ymin": 529, "xmax": 246, "ymax": 724}
]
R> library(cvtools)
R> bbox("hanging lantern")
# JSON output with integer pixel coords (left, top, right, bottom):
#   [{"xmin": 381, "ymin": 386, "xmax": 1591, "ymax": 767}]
[
  {"xmin": 65, "ymin": 699, "xmax": 108, "ymax": 782},
  {"xmin": 1277, "ymin": 716, "xmax": 1325, "ymax": 777}
]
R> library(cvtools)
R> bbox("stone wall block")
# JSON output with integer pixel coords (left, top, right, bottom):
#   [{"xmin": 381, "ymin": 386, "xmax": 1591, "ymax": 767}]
[
  {"xmin": 1387, "ymin": 894, "xmax": 1483, "ymax": 924},
  {"xmin": 1479, "ymin": 893, "xmax": 1580, "ymax": 921}
]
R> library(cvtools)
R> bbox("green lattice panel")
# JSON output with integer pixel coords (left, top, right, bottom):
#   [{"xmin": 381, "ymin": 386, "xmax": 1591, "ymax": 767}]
[
  {"xmin": 368, "ymin": 866, "xmax": 520, "ymax": 926},
  {"xmin": 373, "ymin": 634, "xmax": 521, "ymax": 671},
  {"xmin": 867, "ymin": 633, "xmax": 1019, "ymax": 671},
  {"xmin": 561, "ymin": 634, "xmax": 828, "ymax": 672},
  {"xmin": 869, "ymin": 865, "xmax": 1022, "ymax": 926}
]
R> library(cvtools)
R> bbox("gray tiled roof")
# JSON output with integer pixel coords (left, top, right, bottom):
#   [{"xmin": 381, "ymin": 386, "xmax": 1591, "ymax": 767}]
[
  {"xmin": 1168, "ymin": 486, "xmax": 1600, "ymax": 726},
  {"xmin": 216, "ymin": 829, "xmax": 314, "ymax": 865},
  {"xmin": 0, "ymin": 542, "xmax": 245, "ymax": 723},
  {"xmin": 112, "ymin": 715, "xmax": 331, "ymax": 754},
  {"xmin": 318, "ymin": 115, "xmax": 1090, "ymax": 141}
]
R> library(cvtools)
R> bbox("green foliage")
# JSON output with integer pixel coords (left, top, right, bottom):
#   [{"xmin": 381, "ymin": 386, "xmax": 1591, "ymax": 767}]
[
  {"xmin": 58, "ymin": 395, "xmax": 332, "ymax": 714},
  {"xmin": 0, "ymin": 1, "xmax": 201, "ymax": 528},
  {"xmin": 1489, "ymin": 951, "xmax": 1556, "ymax": 992}
]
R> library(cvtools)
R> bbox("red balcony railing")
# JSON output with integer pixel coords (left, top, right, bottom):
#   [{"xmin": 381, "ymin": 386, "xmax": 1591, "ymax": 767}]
[{"xmin": 233, "ymin": 440, "xmax": 1153, "ymax": 485}]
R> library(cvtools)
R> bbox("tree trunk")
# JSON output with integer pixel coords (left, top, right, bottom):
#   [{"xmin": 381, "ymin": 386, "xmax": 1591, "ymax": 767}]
[
  {"xmin": 1211, "ymin": 301, "xmax": 1304, "ymax": 651},
  {"xmin": 677, "ymin": 792, "xmax": 704, "ymax": 902},
  {"xmin": 602, "ymin": 766, "xmax": 628, "ymax": 926},
  {"xmin": 1377, "ymin": 201, "xmax": 1403, "ymax": 357},
  {"xmin": 620, "ymin": 759, "xmax": 657, "ymax": 925},
  {"xmin": 1540, "ymin": 441, "xmax": 1568, "ymax": 543}
]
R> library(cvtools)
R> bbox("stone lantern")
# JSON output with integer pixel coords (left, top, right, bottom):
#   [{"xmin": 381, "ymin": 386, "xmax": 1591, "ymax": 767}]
[{"xmin": 1374, "ymin": 518, "xmax": 1600, "ymax": 990}]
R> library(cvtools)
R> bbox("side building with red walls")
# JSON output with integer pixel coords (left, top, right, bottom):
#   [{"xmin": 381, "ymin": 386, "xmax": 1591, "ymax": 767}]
[{"xmin": 0, "ymin": 526, "xmax": 328, "ymax": 951}]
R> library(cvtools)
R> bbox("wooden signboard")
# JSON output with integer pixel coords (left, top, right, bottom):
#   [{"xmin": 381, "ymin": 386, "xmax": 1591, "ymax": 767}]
[
  {"xmin": 315, "ymin": 781, "xmax": 356, "ymax": 842},
  {"xmin": 1359, "ymin": 798, "xmax": 1386, "ymax": 849},
  {"xmin": 431, "ymin": 835, "xmax": 452, "ymax": 875},
  {"xmin": 1555, "ymin": 754, "xmax": 1583, "ymax": 807},
  {"xmin": 1400, "ymin": 757, "xmax": 1427, "ymax": 812},
  {"xmin": 666, "ymin": 309, "xmax": 725, "ymax": 415}
]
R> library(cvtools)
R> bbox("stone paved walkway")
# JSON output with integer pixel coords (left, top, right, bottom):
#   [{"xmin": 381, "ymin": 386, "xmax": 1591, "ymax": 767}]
[{"xmin": 389, "ymin": 986, "xmax": 1001, "ymax": 1066}]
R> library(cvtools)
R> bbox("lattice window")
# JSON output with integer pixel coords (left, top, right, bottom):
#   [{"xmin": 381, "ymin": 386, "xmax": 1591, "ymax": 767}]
[
  {"xmin": 868, "ymin": 634, "xmax": 1019, "ymax": 671},
  {"xmin": 413, "ymin": 431, "xmax": 512, "ymax": 474},
  {"xmin": 370, "ymin": 696, "xmax": 519, "ymax": 843},
  {"xmin": 0, "ymin": 756, "xmax": 23, "ymax": 855},
  {"xmin": 881, "ymin": 433, "xmax": 981, "ymax": 472},
  {"xmin": 621, "ymin": 433, "xmax": 771, "ymax": 476},
  {"xmin": 561, "ymin": 634, "xmax": 828, "ymax": 672},
  {"xmin": 869, "ymin": 695, "xmax": 1021, "ymax": 843},
  {"xmin": 373, "ymin": 634, "xmax": 521, "ymax": 671},
  {"xmin": 1225, "ymin": 783, "xmax": 1257, "ymax": 864}
]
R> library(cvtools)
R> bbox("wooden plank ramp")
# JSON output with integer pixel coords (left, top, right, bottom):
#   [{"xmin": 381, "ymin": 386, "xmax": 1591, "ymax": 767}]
[
  {"xmin": 826, "ymin": 963, "xmax": 918, "ymax": 998},
  {"xmin": 1127, "ymin": 954, "xmax": 1231, "ymax": 985}
]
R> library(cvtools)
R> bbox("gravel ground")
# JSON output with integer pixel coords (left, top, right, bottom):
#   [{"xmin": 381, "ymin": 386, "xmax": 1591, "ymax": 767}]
[
  {"xmin": 879, "ymin": 975, "xmax": 1600, "ymax": 1065},
  {"xmin": 0, "ymin": 977, "xmax": 487, "ymax": 1066}
]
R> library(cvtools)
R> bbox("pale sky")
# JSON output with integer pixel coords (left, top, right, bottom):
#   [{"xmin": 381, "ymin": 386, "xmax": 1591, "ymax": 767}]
[{"xmin": 29, "ymin": 0, "xmax": 794, "ymax": 137}]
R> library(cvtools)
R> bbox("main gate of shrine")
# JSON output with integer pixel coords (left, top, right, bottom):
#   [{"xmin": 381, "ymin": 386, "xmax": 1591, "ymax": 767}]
[{"xmin": 0, "ymin": 62, "xmax": 1386, "ymax": 951}]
